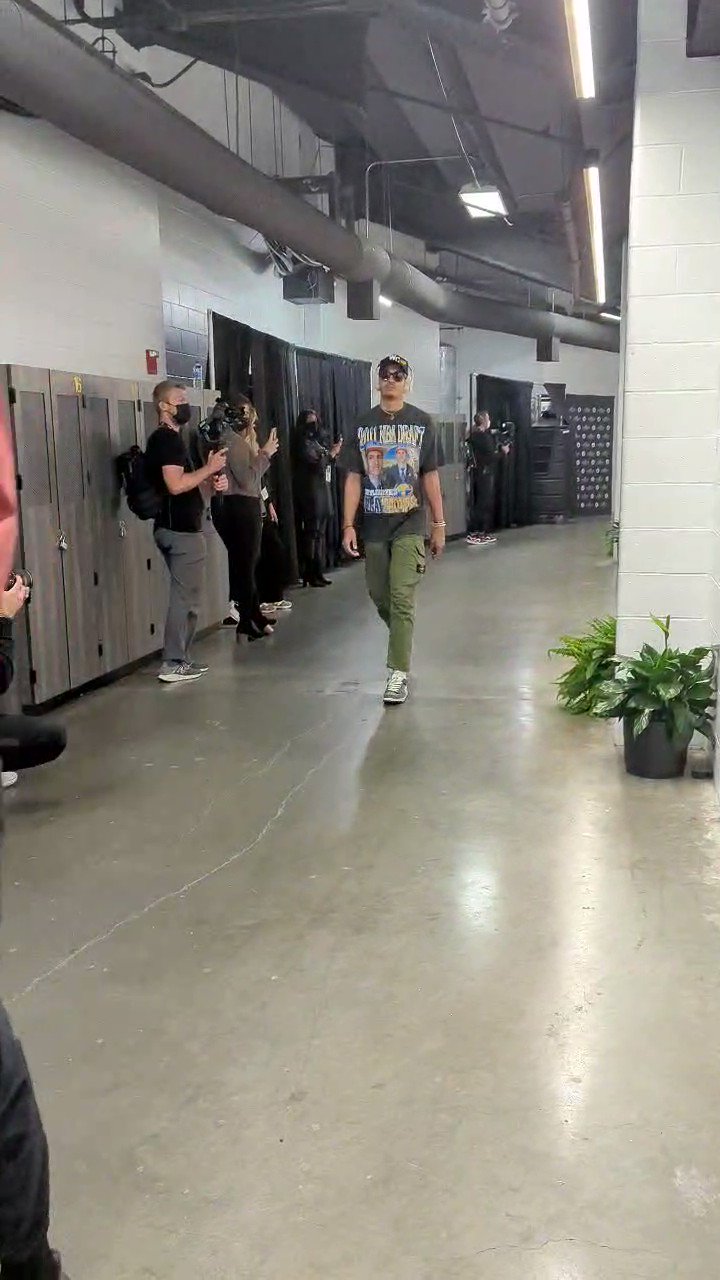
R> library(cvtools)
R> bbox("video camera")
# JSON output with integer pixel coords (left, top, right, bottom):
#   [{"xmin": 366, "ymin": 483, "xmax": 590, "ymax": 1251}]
[
  {"xmin": 496, "ymin": 420, "xmax": 515, "ymax": 449},
  {"xmin": 6, "ymin": 569, "xmax": 32, "ymax": 602},
  {"xmin": 197, "ymin": 398, "xmax": 245, "ymax": 448}
]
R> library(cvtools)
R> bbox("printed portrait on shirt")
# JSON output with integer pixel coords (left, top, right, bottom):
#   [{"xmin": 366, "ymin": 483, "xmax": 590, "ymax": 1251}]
[{"xmin": 358, "ymin": 423, "xmax": 426, "ymax": 517}]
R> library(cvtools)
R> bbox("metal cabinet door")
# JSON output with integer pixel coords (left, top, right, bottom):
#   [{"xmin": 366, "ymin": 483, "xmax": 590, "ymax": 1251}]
[
  {"xmin": 82, "ymin": 377, "xmax": 130, "ymax": 674},
  {"xmin": 6, "ymin": 365, "xmax": 71, "ymax": 703},
  {"xmin": 49, "ymin": 372, "xmax": 103, "ymax": 689},
  {"xmin": 115, "ymin": 389, "xmax": 157, "ymax": 661},
  {"xmin": 138, "ymin": 388, "xmax": 170, "ymax": 642}
]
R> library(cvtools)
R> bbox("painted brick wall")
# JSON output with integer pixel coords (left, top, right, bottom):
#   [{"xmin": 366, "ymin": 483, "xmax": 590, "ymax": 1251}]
[{"xmin": 617, "ymin": 0, "xmax": 720, "ymax": 658}]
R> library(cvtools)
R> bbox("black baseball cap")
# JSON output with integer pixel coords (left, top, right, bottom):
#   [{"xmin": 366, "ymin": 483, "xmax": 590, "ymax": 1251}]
[{"xmin": 378, "ymin": 354, "xmax": 410, "ymax": 377}]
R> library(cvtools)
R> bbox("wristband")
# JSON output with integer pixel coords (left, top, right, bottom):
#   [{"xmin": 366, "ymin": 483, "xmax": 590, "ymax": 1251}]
[
  {"xmin": 431, "ymin": 521, "xmax": 446, "ymax": 528},
  {"xmin": 343, "ymin": 524, "xmax": 355, "ymax": 531}
]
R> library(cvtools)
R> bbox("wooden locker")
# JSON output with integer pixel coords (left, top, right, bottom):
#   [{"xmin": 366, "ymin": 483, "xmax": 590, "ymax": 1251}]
[
  {"xmin": 6, "ymin": 365, "xmax": 71, "ymax": 703},
  {"xmin": 49, "ymin": 372, "xmax": 103, "ymax": 689},
  {"xmin": 81, "ymin": 377, "xmax": 130, "ymax": 674}
]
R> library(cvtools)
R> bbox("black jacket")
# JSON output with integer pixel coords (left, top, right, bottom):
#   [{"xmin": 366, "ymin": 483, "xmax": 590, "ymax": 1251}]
[
  {"xmin": 0, "ymin": 619, "xmax": 57, "ymax": 1277},
  {"xmin": 294, "ymin": 429, "xmax": 333, "ymax": 521},
  {"xmin": 0, "ymin": 618, "xmax": 14, "ymax": 698}
]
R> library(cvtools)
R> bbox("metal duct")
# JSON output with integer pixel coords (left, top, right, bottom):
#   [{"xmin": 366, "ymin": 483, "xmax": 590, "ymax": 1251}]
[{"xmin": 0, "ymin": 0, "xmax": 618, "ymax": 354}]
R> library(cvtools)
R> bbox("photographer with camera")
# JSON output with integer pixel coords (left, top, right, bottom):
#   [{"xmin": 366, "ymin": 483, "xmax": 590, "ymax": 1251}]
[
  {"xmin": 0, "ymin": 574, "xmax": 66, "ymax": 790},
  {"xmin": 146, "ymin": 382, "xmax": 227, "ymax": 685},
  {"xmin": 206, "ymin": 395, "xmax": 280, "ymax": 642},
  {"xmin": 466, "ymin": 410, "xmax": 507, "ymax": 547}
]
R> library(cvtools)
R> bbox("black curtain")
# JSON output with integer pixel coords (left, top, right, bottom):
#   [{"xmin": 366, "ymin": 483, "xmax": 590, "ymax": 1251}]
[
  {"xmin": 210, "ymin": 312, "xmax": 371, "ymax": 578},
  {"xmin": 211, "ymin": 313, "xmax": 252, "ymax": 402},
  {"xmin": 251, "ymin": 332, "xmax": 299, "ymax": 578},
  {"xmin": 211, "ymin": 314, "xmax": 300, "ymax": 580},
  {"xmin": 296, "ymin": 349, "xmax": 370, "ymax": 566},
  {"xmin": 476, "ymin": 374, "xmax": 533, "ymax": 527}
]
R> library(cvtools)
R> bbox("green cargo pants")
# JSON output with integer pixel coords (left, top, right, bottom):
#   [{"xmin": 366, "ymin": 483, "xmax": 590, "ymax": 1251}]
[{"xmin": 364, "ymin": 534, "xmax": 426, "ymax": 673}]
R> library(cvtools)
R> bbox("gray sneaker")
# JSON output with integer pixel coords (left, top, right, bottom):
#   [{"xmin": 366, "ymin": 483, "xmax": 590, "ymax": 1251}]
[
  {"xmin": 158, "ymin": 661, "xmax": 204, "ymax": 684},
  {"xmin": 383, "ymin": 670, "xmax": 409, "ymax": 705},
  {"xmin": 187, "ymin": 660, "xmax": 209, "ymax": 675}
]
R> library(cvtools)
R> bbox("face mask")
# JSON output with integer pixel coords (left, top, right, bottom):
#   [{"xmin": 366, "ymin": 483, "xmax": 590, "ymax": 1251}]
[{"xmin": 173, "ymin": 403, "xmax": 192, "ymax": 426}]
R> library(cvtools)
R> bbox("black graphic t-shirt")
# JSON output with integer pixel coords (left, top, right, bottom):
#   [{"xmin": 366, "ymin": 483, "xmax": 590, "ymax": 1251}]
[{"xmin": 341, "ymin": 403, "xmax": 440, "ymax": 542}]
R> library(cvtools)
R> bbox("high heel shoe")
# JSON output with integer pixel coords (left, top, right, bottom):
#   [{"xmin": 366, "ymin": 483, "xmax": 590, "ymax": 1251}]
[{"xmin": 236, "ymin": 620, "xmax": 272, "ymax": 642}]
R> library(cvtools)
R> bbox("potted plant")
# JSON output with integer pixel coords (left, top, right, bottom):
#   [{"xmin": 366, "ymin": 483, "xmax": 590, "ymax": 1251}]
[
  {"xmin": 592, "ymin": 615, "xmax": 715, "ymax": 779},
  {"xmin": 605, "ymin": 521, "xmax": 620, "ymax": 559},
  {"xmin": 549, "ymin": 616, "xmax": 617, "ymax": 715}
]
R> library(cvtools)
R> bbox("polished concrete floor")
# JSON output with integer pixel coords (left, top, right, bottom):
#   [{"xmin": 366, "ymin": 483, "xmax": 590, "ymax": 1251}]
[{"xmin": 4, "ymin": 522, "xmax": 720, "ymax": 1279}]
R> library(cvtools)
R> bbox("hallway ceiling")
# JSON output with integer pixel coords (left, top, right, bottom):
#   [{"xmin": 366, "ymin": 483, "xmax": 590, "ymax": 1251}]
[{"xmin": 79, "ymin": 0, "xmax": 637, "ymax": 313}]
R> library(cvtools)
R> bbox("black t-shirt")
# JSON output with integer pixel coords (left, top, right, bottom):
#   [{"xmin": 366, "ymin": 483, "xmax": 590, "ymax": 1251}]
[
  {"xmin": 340, "ymin": 402, "xmax": 440, "ymax": 542},
  {"xmin": 468, "ymin": 429, "xmax": 499, "ymax": 471},
  {"xmin": 145, "ymin": 425, "xmax": 204, "ymax": 534}
]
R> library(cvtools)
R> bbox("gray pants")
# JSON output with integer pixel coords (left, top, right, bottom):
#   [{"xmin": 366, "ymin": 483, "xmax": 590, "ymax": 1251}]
[{"xmin": 154, "ymin": 528, "xmax": 206, "ymax": 665}]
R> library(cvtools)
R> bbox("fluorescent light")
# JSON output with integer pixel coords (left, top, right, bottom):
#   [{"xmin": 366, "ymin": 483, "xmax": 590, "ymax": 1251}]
[
  {"xmin": 564, "ymin": 0, "xmax": 595, "ymax": 99},
  {"xmin": 459, "ymin": 183, "xmax": 508, "ymax": 219},
  {"xmin": 600, "ymin": 311, "xmax": 621, "ymax": 323},
  {"xmin": 584, "ymin": 165, "xmax": 606, "ymax": 304},
  {"xmin": 379, "ymin": 294, "xmax": 393, "ymax": 307}
]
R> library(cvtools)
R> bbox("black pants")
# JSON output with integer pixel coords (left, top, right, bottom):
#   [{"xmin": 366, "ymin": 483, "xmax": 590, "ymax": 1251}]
[
  {"xmin": 0, "ymin": 717, "xmax": 66, "ymax": 774},
  {"xmin": 0, "ymin": 1002, "xmax": 56, "ymax": 1278},
  {"xmin": 212, "ymin": 495, "xmax": 263, "ymax": 630},
  {"xmin": 302, "ymin": 515, "xmax": 328, "ymax": 581},
  {"xmin": 256, "ymin": 520, "xmax": 291, "ymax": 605},
  {"xmin": 470, "ymin": 469, "xmax": 496, "ymax": 536}
]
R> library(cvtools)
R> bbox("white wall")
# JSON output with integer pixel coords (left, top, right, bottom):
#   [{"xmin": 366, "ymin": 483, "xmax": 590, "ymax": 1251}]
[
  {"xmin": 0, "ymin": 113, "xmax": 440, "ymax": 407},
  {"xmin": 444, "ymin": 326, "xmax": 620, "ymax": 419},
  {"xmin": 0, "ymin": 118, "xmax": 164, "ymax": 380},
  {"xmin": 617, "ymin": 0, "xmax": 720, "ymax": 658}
]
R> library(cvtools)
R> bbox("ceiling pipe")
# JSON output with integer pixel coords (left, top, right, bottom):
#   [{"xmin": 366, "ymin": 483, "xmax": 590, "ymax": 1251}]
[
  {"xmin": 0, "ymin": 0, "xmax": 618, "ymax": 353},
  {"xmin": 560, "ymin": 200, "xmax": 582, "ymax": 303}
]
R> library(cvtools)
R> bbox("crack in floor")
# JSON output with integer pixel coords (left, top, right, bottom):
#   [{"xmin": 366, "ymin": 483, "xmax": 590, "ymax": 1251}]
[{"xmin": 12, "ymin": 725, "xmax": 341, "ymax": 1004}]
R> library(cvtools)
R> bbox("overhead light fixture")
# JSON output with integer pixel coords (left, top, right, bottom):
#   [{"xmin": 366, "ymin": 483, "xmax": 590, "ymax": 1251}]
[
  {"xmin": 458, "ymin": 183, "xmax": 508, "ymax": 219},
  {"xmin": 564, "ymin": 0, "xmax": 595, "ymax": 99},
  {"xmin": 379, "ymin": 294, "xmax": 393, "ymax": 308},
  {"xmin": 584, "ymin": 165, "xmax": 606, "ymax": 304},
  {"xmin": 600, "ymin": 311, "xmax": 621, "ymax": 323}
]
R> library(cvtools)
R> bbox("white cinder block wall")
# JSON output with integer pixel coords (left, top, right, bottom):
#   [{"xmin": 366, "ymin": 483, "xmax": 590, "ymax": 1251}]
[{"xmin": 617, "ymin": 0, "xmax": 720, "ymax": 657}]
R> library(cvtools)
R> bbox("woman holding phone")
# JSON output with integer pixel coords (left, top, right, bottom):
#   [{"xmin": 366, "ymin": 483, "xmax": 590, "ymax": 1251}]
[{"xmin": 211, "ymin": 394, "xmax": 280, "ymax": 641}]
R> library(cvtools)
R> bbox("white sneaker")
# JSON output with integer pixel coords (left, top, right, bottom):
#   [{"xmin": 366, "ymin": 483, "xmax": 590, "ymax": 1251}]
[
  {"xmin": 223, "ymin": 604, "xmax": 240, "ymax": 626},
  {"xmin": 273, "ymin": 600, "xmax": 293, "ymax": 611},
  {"xmin": 158, "ymin": 662, "xmax": 204, "ymax": 684},
  {"xmin": 1, "ymin": 771, "xmax": 18, "ymax": 789},
  {"xmin": 383, "ymin": 670, "xmax": 409, "ymax": 705}
]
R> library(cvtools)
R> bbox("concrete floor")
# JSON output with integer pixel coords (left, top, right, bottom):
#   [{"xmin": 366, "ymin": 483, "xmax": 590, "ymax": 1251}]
[{"xmin": 4, "ymin": 521, "xmax": 720, "ymax": 1279}]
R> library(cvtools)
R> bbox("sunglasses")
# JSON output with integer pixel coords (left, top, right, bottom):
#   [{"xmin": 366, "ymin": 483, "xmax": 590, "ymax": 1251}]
[{"xmin": 379, "ymin": 369, "xmax": 407, "ymax": 383}]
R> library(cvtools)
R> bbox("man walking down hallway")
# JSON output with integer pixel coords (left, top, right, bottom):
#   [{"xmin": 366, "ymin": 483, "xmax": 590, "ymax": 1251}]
[{"xmin": 342, "ymin": 354, "xmax": 446, "ymax": 706}]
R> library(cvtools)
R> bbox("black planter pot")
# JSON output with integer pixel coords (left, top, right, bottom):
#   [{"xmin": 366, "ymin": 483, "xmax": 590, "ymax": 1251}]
[{"xmin": 623, "ymin": 717, "xmax": 688, "ymax": 779}]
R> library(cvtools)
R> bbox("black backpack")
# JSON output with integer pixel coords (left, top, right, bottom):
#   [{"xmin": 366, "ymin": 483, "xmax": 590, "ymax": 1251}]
[{"xmin": 116, "ymin": 446, "xmax": 162, "ymax": 521}]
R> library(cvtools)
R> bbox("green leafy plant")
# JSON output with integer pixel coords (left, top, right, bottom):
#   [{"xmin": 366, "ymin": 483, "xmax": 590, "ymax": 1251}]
[
  {"xmin": 549, "ymin": 616, "xmax": 617, "ymax": 715},
  {"xmin": 605, "ymin": 521, "xmax": 620, "ymax": 558},
  {"xmin": 592, "ymin": 614, "xmax": 716, "ymax": 743}
]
